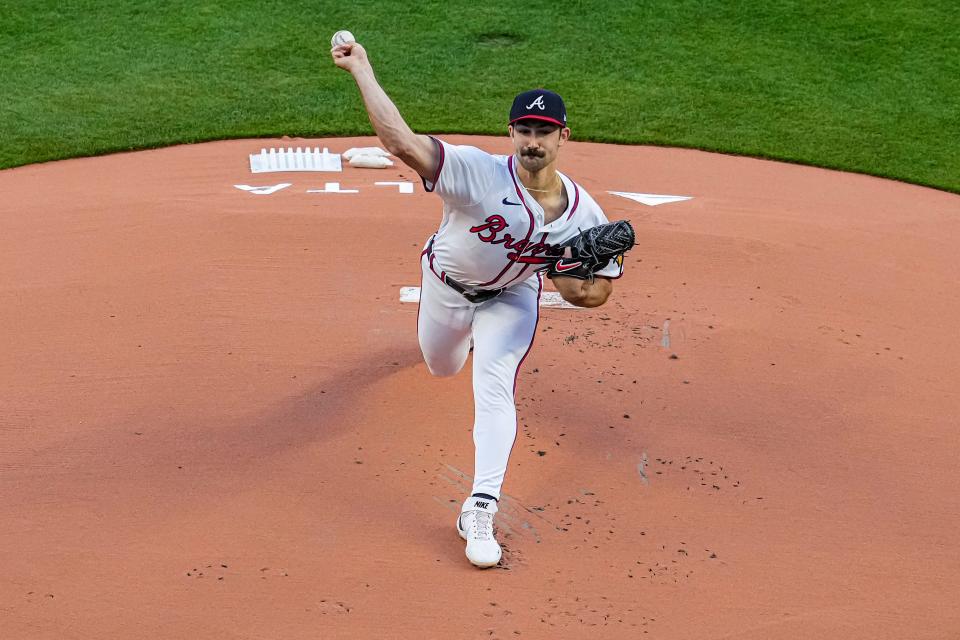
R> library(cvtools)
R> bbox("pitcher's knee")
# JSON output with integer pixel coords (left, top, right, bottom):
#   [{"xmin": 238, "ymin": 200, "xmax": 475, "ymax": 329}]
[{"xmin": 424, "ymin": 354, "xmax": 465, "ymax": 377}]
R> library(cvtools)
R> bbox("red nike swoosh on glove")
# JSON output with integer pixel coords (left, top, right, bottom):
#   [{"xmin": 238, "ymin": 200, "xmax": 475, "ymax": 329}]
[{"xmin": 554, "ymin": 260, "xmax": 583, "ymax": 272}]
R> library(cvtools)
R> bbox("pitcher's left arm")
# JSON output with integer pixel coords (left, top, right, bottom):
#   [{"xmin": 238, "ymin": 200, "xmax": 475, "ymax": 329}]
[{"xmin": 551, "ymin": 275, "xmax": 612, "ymax": 308}]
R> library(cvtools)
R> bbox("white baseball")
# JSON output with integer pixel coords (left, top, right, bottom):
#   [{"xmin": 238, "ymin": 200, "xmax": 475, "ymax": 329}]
[{"xmin": 331, "ymin": 30, "xmax": 355, "ymax": 48}]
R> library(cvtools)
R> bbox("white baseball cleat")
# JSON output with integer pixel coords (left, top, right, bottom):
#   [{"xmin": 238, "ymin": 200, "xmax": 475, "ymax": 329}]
[{"xmin": 457, "ymin": 496, "xmax": 502, "ymax": 568}]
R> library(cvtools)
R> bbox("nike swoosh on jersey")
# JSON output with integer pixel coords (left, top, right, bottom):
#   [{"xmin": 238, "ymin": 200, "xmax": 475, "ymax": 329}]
[
  {"xmin": 554, "ymin": 259, "xmax": 583, "ymax": 272},
  {"xmin": 501, "ymin": 197, "xmax": 522, "ymax": 206}
]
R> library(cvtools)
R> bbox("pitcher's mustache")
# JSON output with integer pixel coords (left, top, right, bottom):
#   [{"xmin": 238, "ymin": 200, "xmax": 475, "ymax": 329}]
[{"xmin": 522, "ymin": 148, "xmax": 545, "ymax": 157}]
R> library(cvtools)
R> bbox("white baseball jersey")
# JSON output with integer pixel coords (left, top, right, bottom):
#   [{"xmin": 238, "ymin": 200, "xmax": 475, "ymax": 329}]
[{"xmin": 422, "ymin": 137, "xmax": 625, "ymax": 289}]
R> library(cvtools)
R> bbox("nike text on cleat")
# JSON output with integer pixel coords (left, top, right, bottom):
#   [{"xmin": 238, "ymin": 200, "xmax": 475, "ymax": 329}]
[
  {"xmin": 501, "ymin": 197, "xmax": 521, "ymax": 206},
  {"xmin": 456, "ymin": 497, "xmax": 502, "ymax": 568}
]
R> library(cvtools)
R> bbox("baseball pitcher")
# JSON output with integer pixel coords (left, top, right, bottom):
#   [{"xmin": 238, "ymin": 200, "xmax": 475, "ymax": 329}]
[{"xmin": 332, "ymin": 39, "xmax": 634, "ymax": 568}]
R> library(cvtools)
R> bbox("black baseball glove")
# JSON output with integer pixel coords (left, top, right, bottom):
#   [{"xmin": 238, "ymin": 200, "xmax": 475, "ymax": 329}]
[{"xmin": 547, "ymin": 220, "xmax": 635, "ymax": 280}]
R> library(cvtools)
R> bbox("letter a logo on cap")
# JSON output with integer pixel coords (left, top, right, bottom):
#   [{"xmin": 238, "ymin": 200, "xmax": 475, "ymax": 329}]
[{"xmin": 526, "ymin": 95, "xmax": 546, "ymax": 111}]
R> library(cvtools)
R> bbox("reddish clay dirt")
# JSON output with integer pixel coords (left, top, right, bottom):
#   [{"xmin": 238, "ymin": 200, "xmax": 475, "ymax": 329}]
[{"xmin": 2, "ymin": 136, "xmax": 959, "ymax": 639}]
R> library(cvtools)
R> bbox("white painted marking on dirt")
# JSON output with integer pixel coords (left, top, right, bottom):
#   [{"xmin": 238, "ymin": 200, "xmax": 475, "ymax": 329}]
[
  {"xmin": 375, "ymin": 181, "xmax": 414, "ymax": 194},
  {"xmin": 306, "ymin": 182, "xmax": 359, "ymax": 194},
  {"xmin": 400, "ymin": 287, "xmax": 582, "ymax": 309},
  {"xmin": 661, "ymin": 319, "xmax": 671, "ymax": 348},
  {"xmin": 608, "ymin": 191, "xmax": 693, "ymax": 206},
  {"xmin": 249, "ymin": 147, "xmax": 341, "ymax": 173},
  {"xmin": 637, "ymin": 451, "xmax": 650, "ymax": 486},
  {"xmin": 233, "ymin": 183, "xmax": 292, "ymax": 195}
]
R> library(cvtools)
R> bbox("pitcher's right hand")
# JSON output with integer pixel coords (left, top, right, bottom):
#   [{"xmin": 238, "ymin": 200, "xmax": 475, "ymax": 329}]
[{"xmin": 332, "ymin": 42, "xmax": 371, "ymax": 76}]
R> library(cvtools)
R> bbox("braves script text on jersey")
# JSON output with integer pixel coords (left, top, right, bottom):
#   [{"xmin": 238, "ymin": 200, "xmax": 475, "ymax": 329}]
[{"xmin": 417, "ymin": 138, "xmax": 624, "ymax": 499}]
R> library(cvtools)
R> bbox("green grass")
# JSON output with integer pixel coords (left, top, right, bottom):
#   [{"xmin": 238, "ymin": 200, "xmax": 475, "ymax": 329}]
[{"xmin": 2, "ymin": 0, "xmax": 959, "ymax": 192}]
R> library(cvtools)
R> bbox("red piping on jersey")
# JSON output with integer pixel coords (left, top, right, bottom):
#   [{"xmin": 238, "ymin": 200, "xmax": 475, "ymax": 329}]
[
  {"xmin": 428, "ymin": 252, "xmax": 446, "ymax": 283},
  {"xmin": 566, "ymin": 180, "xmax": 580, "ymax": 221},
  {"xmin": 423, "ymin": 235, "xmax": 442, "ymax": 281},
  {"xmin": 421, "ymin": 136, "xmax": 445, "ymax": 193},
  {"xmin": 497, "ymin": 272, "xmax": 543, "ymax": 494},
  {"xmin": 477, "ymin": 155, "xmax": 536, "ymax": 288},
  {"xmin": 512, "ymin": 273, "xmax": 543, "ymax": 397},
  {"xmin": 424, "ymin": 235, "xmax": 447, "ymax": 284}
]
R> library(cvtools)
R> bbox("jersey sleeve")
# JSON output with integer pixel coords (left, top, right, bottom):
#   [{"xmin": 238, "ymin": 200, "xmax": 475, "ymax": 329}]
[{"xmin": 421, "ymin": 137, "xmax": 497, "ymax": 206}]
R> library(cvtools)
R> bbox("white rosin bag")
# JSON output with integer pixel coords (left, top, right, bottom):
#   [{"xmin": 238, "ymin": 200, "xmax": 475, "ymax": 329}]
[
  {"xmin": 342, "ymin": 146, "xmax": 391, "ymax": 160},
  {"xmin": 348, "ymin": 154, "xmax": 394, "ymax": 169}
]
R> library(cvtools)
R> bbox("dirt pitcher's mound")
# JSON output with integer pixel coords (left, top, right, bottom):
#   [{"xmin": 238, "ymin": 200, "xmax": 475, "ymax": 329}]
[{"xmin": 2, "ymin": 136, "xmax": 959, "ymax": 639}]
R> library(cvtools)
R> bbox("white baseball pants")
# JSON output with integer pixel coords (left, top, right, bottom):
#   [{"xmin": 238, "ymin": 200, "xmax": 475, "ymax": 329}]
[{"xmin": 417, "ymin": 248, "xmax": 542, "ymax": 499}]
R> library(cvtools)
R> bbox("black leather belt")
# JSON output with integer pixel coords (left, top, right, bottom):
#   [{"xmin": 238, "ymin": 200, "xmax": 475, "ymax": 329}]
[
  {"xmin": 426, "ymin": 237, "xmax": 505, "ymax": 304},
  {"xmin": 441, "ymin": 275, "xmax": 505, "ymax": 304}
]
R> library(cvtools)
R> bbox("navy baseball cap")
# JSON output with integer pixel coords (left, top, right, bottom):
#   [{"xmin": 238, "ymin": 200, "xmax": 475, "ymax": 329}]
[{"xmin": 509, "ymin": 89, "xmax": 567, "ymax": 127}]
